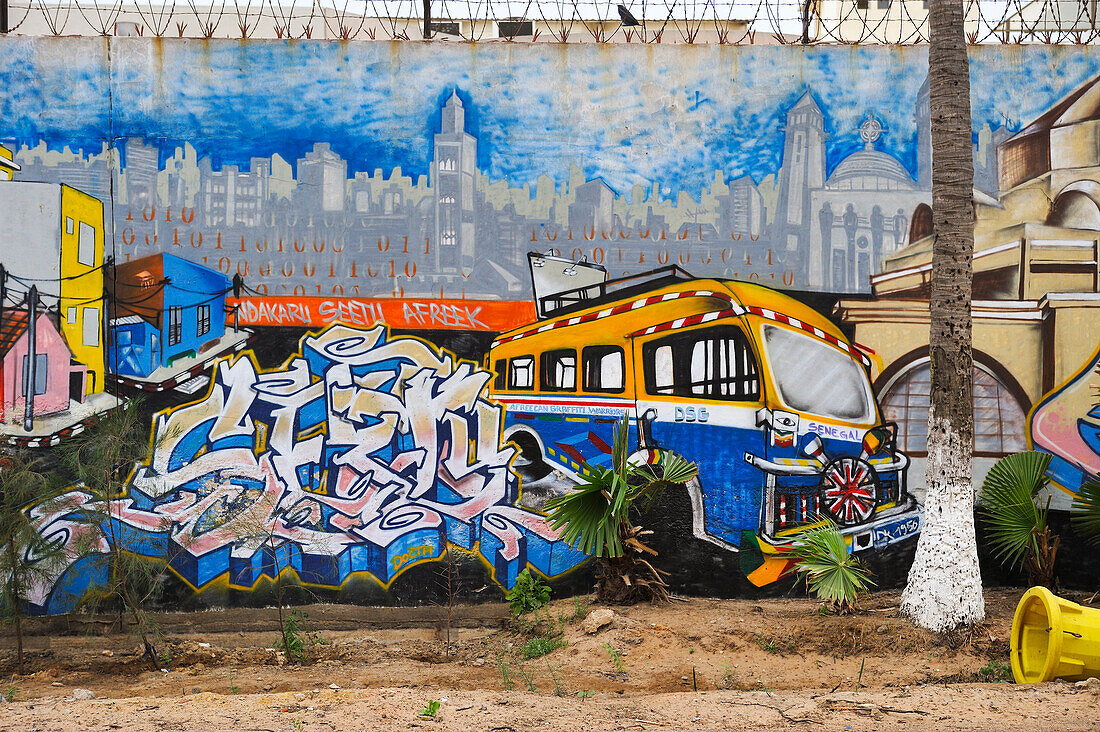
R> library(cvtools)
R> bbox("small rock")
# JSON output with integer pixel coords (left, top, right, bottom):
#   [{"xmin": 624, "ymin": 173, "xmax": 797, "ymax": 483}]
[
  {"xmin": 583, "ymin": 608, "xmax": 616, "ymax": 635},
  {"xmin": 681, "ymin": 676, "xmax": 689, "ymax": 681},
  {"xmin": 71, "ymin": 689, "xmax": 95, "ymax": 701},
  {"xmin": 1073, "ymin": 677, "xmax": 1100, "ymax": 694},
  {"xmin": 876, "ymin": 624, "xmax": 888, "ymax": 634},
  {"xmin": 473, "ymin": 657, "xmax": 485, "ymax": 667},
  {"xmin": 329, "ymin": 683, "xmax": 341, "ymax": 690},
  {"xmin": 197, "ymin": 643, "xmax": 211, "ymax": 649},
  {"xmin": 189, "ymin": 687, "xmax": 200, "ymax": 695},
  {"xmin": 193, "ymin": 663, "xmax": 205, "ymax": 672},
  {"xmin": 100, "ymin": 650, "xmax": 113, "ymax": 657}
]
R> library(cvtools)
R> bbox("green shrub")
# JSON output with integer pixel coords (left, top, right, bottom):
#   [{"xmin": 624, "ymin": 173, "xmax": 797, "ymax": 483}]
[
  {"xmin": 277, "ymin": 609, "xmax": 325, "ymax": 664},
  {"xmin": 508, "ymin": 568, "xmax": 551, "ymax": 616},
  {"xmin": 520, "ymin": 634, "xmax": 564, "ymax": 659},
  {"xmin": 978, "ymin": 658, "xmax": 1013, "ymax": 683}
]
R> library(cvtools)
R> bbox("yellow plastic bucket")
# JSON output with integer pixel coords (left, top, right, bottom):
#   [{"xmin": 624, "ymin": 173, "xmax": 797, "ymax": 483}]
[{"xmin": 1010, "ymin": 586, "xmax": 1100, "ymax": 683}]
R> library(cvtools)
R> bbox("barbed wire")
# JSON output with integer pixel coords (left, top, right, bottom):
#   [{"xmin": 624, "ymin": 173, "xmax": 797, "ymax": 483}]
[{"xmin": 2, "ymin": 0, "xmax": 1100, "ymax": 43}]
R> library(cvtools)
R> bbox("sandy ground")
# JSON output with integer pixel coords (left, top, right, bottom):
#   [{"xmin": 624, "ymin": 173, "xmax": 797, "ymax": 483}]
[{"xmin": 0, "ymin": 588, "xmax": 1096, "ymax": 730}]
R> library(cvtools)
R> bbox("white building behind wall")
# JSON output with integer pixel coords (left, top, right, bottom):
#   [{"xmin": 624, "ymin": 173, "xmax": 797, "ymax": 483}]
[
  {"xmin": 809, "ymin": 0, "xmax": 1100, "ymax": 42},
  {"xmin": 0, "ymin": 0, "xmax": 757, "ymax": 41}
]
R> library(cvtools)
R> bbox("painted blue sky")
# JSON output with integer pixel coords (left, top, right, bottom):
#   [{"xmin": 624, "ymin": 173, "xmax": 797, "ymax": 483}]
[{"xmin": 2, "ymin": 39, "xmax": 1100, "ymax": 198}]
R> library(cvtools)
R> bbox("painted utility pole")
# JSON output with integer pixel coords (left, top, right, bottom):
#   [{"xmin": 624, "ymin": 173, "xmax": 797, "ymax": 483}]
[
  {"xmin": 22, "ymin": 285, "xmax": 37, "ymax": 433},
  {"xmin": 0, "ymin": 266, "xmax": 5, "ymax": 420},
  {"xmin": 899, "ymin": 0, "xmax": 985, "ymax": 631}
]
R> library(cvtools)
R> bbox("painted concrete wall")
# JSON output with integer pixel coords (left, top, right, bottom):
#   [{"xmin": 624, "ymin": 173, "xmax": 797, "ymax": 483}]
[{"xmin": 1, "ymin": 38, "xmax": 1099, "ymax": 613}]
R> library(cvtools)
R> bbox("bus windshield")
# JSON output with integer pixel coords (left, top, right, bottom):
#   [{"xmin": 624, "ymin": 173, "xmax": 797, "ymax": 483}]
[{"xmin": 761, "ymin": 324, "xmax": 874, "ymax": 424}]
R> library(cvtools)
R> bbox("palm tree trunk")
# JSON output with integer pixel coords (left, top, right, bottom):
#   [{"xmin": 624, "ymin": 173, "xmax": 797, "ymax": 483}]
[{"xmin": 899, "ymin": 0, "xmax": 986, "ymax": 631}]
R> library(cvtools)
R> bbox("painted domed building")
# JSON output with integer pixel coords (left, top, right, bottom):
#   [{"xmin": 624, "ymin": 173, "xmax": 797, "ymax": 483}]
[{"xmin": 772, "ymin": 93, "xmax": 930, "ymax": 292}]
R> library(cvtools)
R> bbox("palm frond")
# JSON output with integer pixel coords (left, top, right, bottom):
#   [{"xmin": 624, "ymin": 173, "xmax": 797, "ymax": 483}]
[
  {"xmin": 545, "ymin": 468, "xmax": 627, "ymax": 557},
  {"xmin": 611, "ymin": 413, "xmax": 630, "ymax": 480},
  {"xmin": 978, "ymin": 451, "xmax": 1052, "ymax": 570},
  {"xmin": 630, "ymin": 451, "xmax": 699, "ymax": 511},
  {"xmin": 790, "ymin": 522, "xmax": 874, "ymax": 608},
  {"xmin": 1071, "ymin": 475, "xmax": 1100, "ymax": 545},
  {"xmin": 545, "ymin": 414, "xmax": 698, "ymax": 561}
]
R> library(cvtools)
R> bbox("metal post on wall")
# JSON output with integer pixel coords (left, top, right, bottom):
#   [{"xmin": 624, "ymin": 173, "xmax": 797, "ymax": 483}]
[
  {"xmin": 1, "ymin": 0, "xmax": 9, "ymax": 34},
  {"xmin": 103, "ymin": 255, "xmax": 114, "ymax": 395},
  {"xmin": 423, "ymin": 0, "xmax": 432, "ymax": 39},
  {"xmin": 800, "ymin": 0, "xmax": 813, "ymax": 44},
  {"xmin": 23, "ymin": 285, "xmax": 37, "ymax": 433}
]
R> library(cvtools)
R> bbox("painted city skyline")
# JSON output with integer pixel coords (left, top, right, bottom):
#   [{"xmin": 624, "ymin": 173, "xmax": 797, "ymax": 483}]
[
  {"xmin": 7, "ymin": 78, "xmax": 1009, "ymax": 298},
  {"xmin": 5, "ymin": 41, "xmax": 1100, "ymax": 303}
]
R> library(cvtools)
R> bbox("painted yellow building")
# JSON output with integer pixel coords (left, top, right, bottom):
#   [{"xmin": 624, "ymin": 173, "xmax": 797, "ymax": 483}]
[
  {"xmin": 0, "ymin": 144, "xmax": 19, "ymax": 181},
  {"xmin": 837, "ymin": 72, "xmax": 1100, "ymax": 507},
  {"xmin": 58, "ymin": 184, "xmax": 107, "ymax": 393}
]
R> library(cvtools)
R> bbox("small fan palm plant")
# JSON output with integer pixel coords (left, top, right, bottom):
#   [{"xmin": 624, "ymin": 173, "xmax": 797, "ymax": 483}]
[
  {"xmin": 1071, "ymin": 474, "xmax": 1100, "ymax": 601},
  {"xmin": 545, "ymin": 415, "xmax": 697, "ymax": 605},
  {"xmin": 790, "ymin": 521, "xmax": 874, "ymax": 614},
  {"xmin": 978, "ymin": 450, "xmax": 1058, "ymax": 590},
  {"xmin": 1071, "ymin": 475, "xmax": 1100, "ymax": 544}
]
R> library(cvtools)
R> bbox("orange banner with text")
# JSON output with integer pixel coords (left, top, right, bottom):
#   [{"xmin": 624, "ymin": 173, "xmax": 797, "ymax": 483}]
[{"xmin": 225, "ymin": 297, "xmax": 536, "ymax": 332}]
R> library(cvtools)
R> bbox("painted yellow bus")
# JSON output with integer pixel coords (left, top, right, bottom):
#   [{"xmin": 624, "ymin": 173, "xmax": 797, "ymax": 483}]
[{"xmin": 487, "ymin": 264, "xmax": 920, "ymax": 585}]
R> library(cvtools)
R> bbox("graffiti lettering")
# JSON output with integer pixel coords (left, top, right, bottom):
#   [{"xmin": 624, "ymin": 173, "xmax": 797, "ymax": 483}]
[
  {"xmin": 391, "ymin": 543, "xmax": 435, "ymax": 571},
  {"xmin": 805, "ymin": 422, "xmax": 861, "ymax": 442},
  {"xmin": 20, "ymin": 325, "xmax": 587, "ymax": 612}
]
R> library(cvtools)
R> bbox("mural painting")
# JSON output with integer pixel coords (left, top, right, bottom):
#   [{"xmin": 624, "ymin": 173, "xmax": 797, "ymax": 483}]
[
  {"xmin": 28, "ymin": 323, "xmax": 585, "ymax": 614},
  {"xmin": 1, "ymin": 40, "xmax": 1099, "ymax": 612},
  {"xmin": 837, "ymin": 66, "xmax": 1100, "ymax": 510},
  {"xmin": 488, "ymin": 255, "xmax": 917, "ymax": 586}
]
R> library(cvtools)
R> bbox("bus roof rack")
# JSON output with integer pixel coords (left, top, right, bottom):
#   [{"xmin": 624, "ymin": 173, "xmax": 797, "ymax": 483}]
[{"xmin": 537, "ymin": 265, "xmax": 695, "ymax": 319}]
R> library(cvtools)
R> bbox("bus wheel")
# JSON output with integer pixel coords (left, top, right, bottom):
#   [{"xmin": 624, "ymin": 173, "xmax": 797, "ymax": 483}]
[{"xmin": 509, "ymin": 430, "xmax": 554, "ymax": 483}]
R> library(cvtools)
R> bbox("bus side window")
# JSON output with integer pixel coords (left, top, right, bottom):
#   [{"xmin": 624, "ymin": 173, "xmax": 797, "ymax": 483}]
[
  {"xmin": 493, "ymin": 359, "xmax": 507, "ymax": 390},
  {"xmin": 541, "ymin": 349, "xmax": 577, "ymax": 391},
  {"xmin": 509, "ymin": 355, "xmax": 535, "ymax": 390},
  {"xmin": 642, "ymin": 326, "xmax": 760, "ymax": 401},
  {"xmin": 582, "ymin": 345, "xmax": 625, "ymax": 393},
  {"xmin": 652, "ymin": 345, "xmax": 674, "ymax": 394}
]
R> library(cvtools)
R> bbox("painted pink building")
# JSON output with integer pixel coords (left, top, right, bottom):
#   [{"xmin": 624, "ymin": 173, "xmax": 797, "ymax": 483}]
[{"xmin": 0, "ymin": 311, "xmax": 86, "ymax": 422}]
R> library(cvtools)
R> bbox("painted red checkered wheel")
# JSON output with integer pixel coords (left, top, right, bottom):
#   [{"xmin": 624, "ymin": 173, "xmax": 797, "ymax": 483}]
[{"xmin": 822, "ymin": 457, "xmax": 878, "ymax": 526}]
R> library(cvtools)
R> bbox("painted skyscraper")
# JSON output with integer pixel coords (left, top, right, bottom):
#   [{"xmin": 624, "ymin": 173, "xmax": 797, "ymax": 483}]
[
  {"xmin": 433, "ymin": 91, "xmax": 478, "ymax": 272},
  {"xmin": 774, "ymin": 93, "xmax": 826, "ymax": 256}
]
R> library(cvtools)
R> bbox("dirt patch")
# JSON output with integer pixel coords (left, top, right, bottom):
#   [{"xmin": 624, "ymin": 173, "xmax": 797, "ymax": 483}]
[{"xmin": 0, "ymin": 588, "xmax": 1092, "ymax": 730}]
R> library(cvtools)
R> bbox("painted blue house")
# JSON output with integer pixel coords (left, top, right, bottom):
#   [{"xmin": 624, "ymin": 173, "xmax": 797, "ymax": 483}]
[{"xmin": 108, "ymin": 253, "xmax": 231, "ymax": 379}]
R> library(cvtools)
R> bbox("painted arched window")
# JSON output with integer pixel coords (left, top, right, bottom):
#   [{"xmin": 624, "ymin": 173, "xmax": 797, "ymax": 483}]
[
  {"xmin": 908, "ymin": 203, "xmax": 933, "ymax": 243},
  {"xmin": 879, "ymin": 359, "xmax": 1027, "ymax": 456},
  {"xmin": 1047, "ymin": 189, "xmax": 1100, "ymax": 230}
]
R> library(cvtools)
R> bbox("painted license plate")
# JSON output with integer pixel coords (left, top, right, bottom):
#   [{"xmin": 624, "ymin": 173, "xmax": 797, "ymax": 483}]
[{"xmin": 872, "ymin": 514, "xmax": 921, "ymax": 549}]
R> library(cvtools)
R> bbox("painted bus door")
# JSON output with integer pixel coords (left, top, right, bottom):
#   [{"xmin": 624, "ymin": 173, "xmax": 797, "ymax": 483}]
[{"xmin": 632, "ymin": 322, "xmax": 767, "ymax": 550}]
